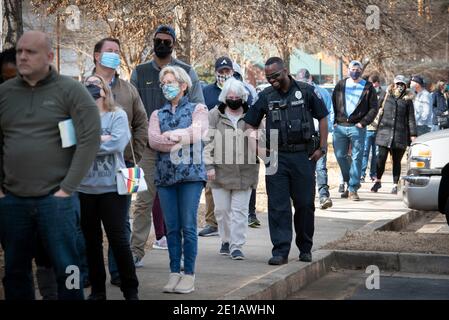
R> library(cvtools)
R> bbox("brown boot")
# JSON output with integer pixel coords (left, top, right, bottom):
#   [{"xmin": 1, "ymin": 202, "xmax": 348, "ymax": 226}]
[{"xmin": 349, "ymin": 191, "xmax": 360, "ymax": 201}]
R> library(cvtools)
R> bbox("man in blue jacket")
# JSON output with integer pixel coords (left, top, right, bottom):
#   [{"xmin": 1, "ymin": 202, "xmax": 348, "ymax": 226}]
[{"xmin": 297, "ymin": 68, "xmax": 334, "ymax": 209}]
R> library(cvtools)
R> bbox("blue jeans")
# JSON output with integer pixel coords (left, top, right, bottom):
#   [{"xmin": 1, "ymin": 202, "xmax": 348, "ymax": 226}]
[
  {"xmin": 361, "ymin": 130, "xmax": 377, "ymax": 179},
  {"xmin": 0, "ymin": 193, "xmax": 84, "ymax": 300},
  {"xmin": 333, "ymin": 125, "xmax": 366, "ymax": 193},
  {"xmin": 316, "ymin": 155, "xmax": 330, "ymax": 199},
  {"xmin": 157, "ymin": 181, "xmax": 204, "ymax": 275}
]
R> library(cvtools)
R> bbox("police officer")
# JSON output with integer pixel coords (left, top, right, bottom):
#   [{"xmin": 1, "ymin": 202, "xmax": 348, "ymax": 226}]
[{"xmin": 244, "ymin": 57, "xmax": 328, "ymax": 265}]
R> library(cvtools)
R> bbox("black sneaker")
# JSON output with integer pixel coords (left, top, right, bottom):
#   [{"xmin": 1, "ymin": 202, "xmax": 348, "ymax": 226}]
[
  {"xmin": 110, "ymin": 276, "xmax": 121, "ymax": 287},
  {"xmin": 88, "ymin": 292, "xmax": 106, "ymax": 300},
  {"xmin": 299, "ymin": 252, "xmax": 312, "ymax": 262},
  {"xmin": 340, "ymin": 190, "xmax": 349, "ymax": 198},
  {"xmin": 391, "ymin": 186, "xmax": 398, "ymax": 194},
  {"xmin": 268, "ymin": 256, "xmax": 288, "ymax": 265},
  {"xmin": 219, "ymin": 242, "xmax": 230, "ymax": 255},
  {"xmin": 338, "ymin": 184, "xmax": 345, "ymax": 193},
  {"xmin": 360, "ymin": 176, "xmax": 366, "ymax": 183},
  {"xmin": 198, "ymin": 225, "xmax": 219, "ymax": 237},
  {"xmin": 231, "ymin": 249, "xmax": 245, "ymax": 260},
  {"xmin": 248, "ymin": 214, "xmax": 260, "ymax": 228},
  {"xmin": 371, "ymin": 181, "xmax": 382, "ymax": 193},
  {"xmin": 125, "ymin": 293, "xmax": 139, "ymax": 300}
]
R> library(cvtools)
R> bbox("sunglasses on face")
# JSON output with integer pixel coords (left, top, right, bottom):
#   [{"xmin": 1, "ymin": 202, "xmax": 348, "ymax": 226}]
[
  {"xmin": 266, "ymin": 70, "xmax": 283, "ymax": 81},
  {"xmin": 154, "ymin": 38, "xmax": 173, "ymax": 46}
]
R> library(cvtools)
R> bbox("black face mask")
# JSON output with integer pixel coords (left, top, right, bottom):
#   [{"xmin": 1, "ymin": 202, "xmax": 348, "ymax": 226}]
[
  {"xmin": 226, "ymin": 99, "xmax": 243, "ymax": 110},
  {"xmin": 86, "ymin": 84, "xmax": 102, "ymax": 100},
  {"xmin": 154, "ymin": 42, "xmax": 173, "ymax": 59}
]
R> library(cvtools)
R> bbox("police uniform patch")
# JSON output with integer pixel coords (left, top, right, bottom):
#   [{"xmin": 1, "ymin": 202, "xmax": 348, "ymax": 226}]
[
  {"xmin": 295, "ymin": 91, "xmax": 302, "ymax": 100},
  {"xmin": 314, "ymin": 87, "xmax": 322, "ymax": 100}
]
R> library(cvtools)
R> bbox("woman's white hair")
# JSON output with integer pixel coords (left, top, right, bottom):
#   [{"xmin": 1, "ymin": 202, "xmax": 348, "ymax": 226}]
[
  {"xmin": 159, "ymin": 66, "xmax": 192, "ymax": 89},
  {"xmin": 218, "ymin": 77, "xmax": 248, "ymax": 103}
]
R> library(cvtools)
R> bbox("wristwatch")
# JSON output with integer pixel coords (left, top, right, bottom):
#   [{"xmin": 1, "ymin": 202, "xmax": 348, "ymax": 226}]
[{"xmin": 319, "ymin": 147, "xmax": 327, "ymax": 155}]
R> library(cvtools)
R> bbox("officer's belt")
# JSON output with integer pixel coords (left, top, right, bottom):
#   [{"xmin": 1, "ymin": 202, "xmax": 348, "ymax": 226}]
[{"xmin": 278, "ymin": 144, "xmax": 308, "ymax": 153}]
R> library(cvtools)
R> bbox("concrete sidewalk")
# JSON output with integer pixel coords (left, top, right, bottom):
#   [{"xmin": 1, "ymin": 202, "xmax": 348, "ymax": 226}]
[{"xmin": 105, "ymin": 176, "xmax": 411, "ymax": 300}]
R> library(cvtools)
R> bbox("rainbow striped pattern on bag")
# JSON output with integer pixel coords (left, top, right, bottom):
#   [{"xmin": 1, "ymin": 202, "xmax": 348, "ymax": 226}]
[{"xmin": 126, "ymin": 167, "xmax": 142, "ymax": 193}]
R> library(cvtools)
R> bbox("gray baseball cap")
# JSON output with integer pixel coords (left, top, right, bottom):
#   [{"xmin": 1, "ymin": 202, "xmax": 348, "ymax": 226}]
[{"xmin": 394, "ymin": 75, "xmax": 407, "ymax": 85}]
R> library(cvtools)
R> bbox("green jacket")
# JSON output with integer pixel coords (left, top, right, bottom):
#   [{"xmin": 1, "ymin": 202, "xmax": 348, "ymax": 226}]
[
  {"xmin": 204, "ymin": 106, "xmax": 259, "ymax": 190},
  {"xmin": 0, "ymin": 67, "xmax": 101, "ymax": 196}
]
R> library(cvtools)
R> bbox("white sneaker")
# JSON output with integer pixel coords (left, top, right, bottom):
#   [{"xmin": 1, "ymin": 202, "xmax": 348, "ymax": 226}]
[
  {"xmin": 174, "ymin": 274, "xmax": 195, "ymax": 294},
  {"xmin": 163, "ymin": 273, "xmax": 182, "ymax": 293},
  {"xmin": 152, "ymin": 236, "xmax": 168, "ymax": 250},
  {"xmin": 133, "ymin": 255, "xmax": 143, "ymax": 268}
]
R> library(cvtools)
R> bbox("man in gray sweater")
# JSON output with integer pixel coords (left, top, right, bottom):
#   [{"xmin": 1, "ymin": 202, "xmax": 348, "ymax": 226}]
[
  {"xmin": 0, "ymin": 31, "xmax": 101, "ymax": 300},
  {"xmin": 129, "ymin": 25, "xmax": 204, "ymax": 266}
]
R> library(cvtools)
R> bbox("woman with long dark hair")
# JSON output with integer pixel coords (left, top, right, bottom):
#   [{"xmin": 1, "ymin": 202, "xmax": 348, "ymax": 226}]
[{"xmin": 371, "ymin": 75, "xmax": 417, "ymax": 194}]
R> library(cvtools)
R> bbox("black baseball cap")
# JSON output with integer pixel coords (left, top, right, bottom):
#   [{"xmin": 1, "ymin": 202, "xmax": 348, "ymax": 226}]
[
  {"xmin": 411, "ymin": 75, "xmax": 424, "ymax": 86},
  {"xmin": 154, "ymin": 25, "xmax": 176, "ymax": 42},
  {"xmin": 215, "ymin": 56, "xmax": 233, "ymax": 72}
]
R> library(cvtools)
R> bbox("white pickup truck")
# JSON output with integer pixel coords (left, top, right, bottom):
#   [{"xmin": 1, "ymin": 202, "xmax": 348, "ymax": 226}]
[{"xmin": 402, "ymin": 129, "xmax": 449, "ymax": 213}]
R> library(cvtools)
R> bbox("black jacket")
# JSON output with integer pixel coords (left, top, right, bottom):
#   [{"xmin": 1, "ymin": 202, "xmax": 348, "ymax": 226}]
[
  {"xmin": 375, "ymin": 88, "xmax": 417, "ymax": 150},
  {"xmin": 332, "ymin": 78, "xmax": 379, "ymax": 127},
  {"xmin": 432, "ymin": 91, "xmax": 448, "ymax": 125}
]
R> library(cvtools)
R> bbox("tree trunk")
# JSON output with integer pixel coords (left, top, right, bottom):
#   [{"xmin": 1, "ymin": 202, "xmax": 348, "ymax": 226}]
[
  {"xmin": 175, "ymin": 5, "xmax": 192, "ymax": 64},
  {"xmin": 3, "ymin": 0, "xmax": 23, "ymax": 47},
  {"xmin": 278, "ymin": 42, "xmax": 291, "ymax": 72}
]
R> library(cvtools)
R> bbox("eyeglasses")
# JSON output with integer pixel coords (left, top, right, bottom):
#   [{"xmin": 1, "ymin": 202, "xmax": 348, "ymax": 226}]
[
  {"xmin": 85, "ymin": 78, "xmax": 102, "ymax": 86},
  {"xmin": 154, "ymin": 38, "xmax": 173, "ymax": 47},
  {"xmin": 159, "ymin": 81, "xmax": 179, "ymax": 88},
  {"xmin": 266, "ymin": 70, "xmax": 283, "ymax": 81}
]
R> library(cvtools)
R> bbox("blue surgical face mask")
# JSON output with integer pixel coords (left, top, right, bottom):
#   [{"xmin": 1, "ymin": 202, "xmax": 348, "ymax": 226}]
[
  {"xmin": 162, "ymin": 83, "xmax": 181, "ymax": 101},
  {"xmin": 100, "ymin": 52, "xmax": 121, "ymax": 70},
  {"xmin": 349, "ymin": 71, "xmax": 362, "ymax": 80}
]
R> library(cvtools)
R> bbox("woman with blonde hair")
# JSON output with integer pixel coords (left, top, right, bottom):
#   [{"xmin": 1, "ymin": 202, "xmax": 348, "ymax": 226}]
[
  {"xmin": 148, "ymin": 66, "xmax": 208, "ymax": 294},
  {"xmin": 78, "ymin": 75, "xmax": 139, "ymax": 300}
]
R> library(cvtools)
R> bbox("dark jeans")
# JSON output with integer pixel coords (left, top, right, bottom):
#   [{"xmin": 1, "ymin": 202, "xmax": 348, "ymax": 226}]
[
  {"xmin": 34, "ymin": 223, "xmax": 89, "ymax": 300},
  {"xmin": 265, "ymin": 151, "xmax": 316, "ymax": 257},
  {"xmin": 152, "ymin": 193, "xmax": 166, "ymax": 240},
  {"xmin": 79, "ymin": 192, "xmax": 138, "ymax": 298},
  {"xmin": 376, "ymin": 146, "xmax": 406, "ymax": 184},
  {"xmin": 0, "ymin": 192, "xmax": 84, "ymax": 300},
  {"xmin": 249, "ymin": 189, "xmax": 257, "ymax": 216},
  {"xmin": 107, "ymin": 193, "xmax": 132, "ymax": 280}
]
